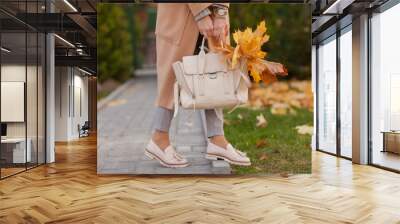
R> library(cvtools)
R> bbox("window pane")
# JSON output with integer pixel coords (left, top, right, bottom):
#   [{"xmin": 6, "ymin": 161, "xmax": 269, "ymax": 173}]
[
  {"xmin": 371, "ymin": 3, "xmax": 400, "ymax": 171},
  {"xmin": 1, "ymin": 30, "xmax": 27, "ymax": 177},
  {"xmin": 339, "ymin": 28, "xmax": 352, "ymax": 158},
  {"xmin": 317, "ymin": 36, "xmax": 337, "ymax": 154}
]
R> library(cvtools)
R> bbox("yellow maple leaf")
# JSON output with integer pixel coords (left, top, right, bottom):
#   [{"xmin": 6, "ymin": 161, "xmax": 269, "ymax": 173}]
[
  {"xmin": 216, "ymin": 21, "xmax": 287, "ymax": 84},
  {"xmin": 250, "ymin": 68, "xmax": 261, "ymax": 83}
]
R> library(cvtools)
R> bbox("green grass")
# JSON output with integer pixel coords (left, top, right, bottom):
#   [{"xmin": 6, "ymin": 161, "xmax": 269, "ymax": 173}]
[{"xmin": 224, "ymin": 107, "xmax": 313, "ymax": 174}]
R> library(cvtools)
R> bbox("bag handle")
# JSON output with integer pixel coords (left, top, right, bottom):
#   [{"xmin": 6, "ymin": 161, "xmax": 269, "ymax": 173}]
[
  {"xmin": 198, "ymin": 36, "xmax": 207, "ymax": 75},
  {"xmin": 199, "ymin": 36, "xmax": 207, "ymax": 53}
]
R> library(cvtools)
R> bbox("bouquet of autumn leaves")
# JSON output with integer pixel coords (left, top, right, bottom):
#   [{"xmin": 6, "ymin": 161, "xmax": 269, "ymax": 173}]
[{"xmin": 216, "ymin": 21, "xmax": 288, "ymax": 84}]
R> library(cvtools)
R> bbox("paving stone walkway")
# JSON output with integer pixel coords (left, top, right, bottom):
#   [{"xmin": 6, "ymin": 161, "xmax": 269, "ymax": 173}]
[{"xmin": 98, "ymin": 75, "xmax": 231, "ymax": 174}]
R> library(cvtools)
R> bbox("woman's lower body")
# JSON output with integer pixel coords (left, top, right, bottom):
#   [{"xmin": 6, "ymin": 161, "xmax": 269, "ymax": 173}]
[
  {"xmin": 153, "ymin": 107, "xmax": 224, "ymax": 138},
  {"xmin": 145, "ymin": 34, "xmax": 251, "ymax": 168}
]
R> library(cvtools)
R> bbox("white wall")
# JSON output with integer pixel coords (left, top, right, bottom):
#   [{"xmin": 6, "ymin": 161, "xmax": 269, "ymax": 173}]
[
  {"xmin": 54, "ymin": 67, "xmax": 89, "ymax": 141},
  {"xmin": 71, "ymin": 72, "xmax": 89, "ymax": 138},
  {"xmin": 55, "ymin": 66, "xmax": 69, "ymax": 141}
]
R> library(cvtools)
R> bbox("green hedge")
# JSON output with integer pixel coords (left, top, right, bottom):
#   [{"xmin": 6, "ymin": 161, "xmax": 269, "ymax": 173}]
[{"xmin": 98, "ymin": 4, "xmax": 134, "ymax": 84}]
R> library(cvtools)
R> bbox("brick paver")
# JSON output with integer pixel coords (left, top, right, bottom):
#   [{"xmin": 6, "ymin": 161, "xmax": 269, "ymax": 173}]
[{"xmin": 98, "ymin": 75, "xmax": 230, "ymax": 174}]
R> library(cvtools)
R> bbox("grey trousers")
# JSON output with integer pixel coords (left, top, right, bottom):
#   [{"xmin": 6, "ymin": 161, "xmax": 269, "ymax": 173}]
[{"xmin": 153, "ymin": 107, "xmax": 224, "ymax": 138}]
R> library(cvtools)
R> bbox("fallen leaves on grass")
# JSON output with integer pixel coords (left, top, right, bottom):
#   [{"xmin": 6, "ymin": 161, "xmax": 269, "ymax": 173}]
[
  {"xmin": 270, "ymin": 103, "xmax": 290, "ymax": 115},
  {"xmin": 248, "ymin": 80, "xmax": 313, "ymax": 112},
  {"xmin": 295, "ymin": 124, "xmax": 314, "ymax": 135},
  {"xmin": 256, "ymin": 139, "xmax": 268, "ymax": 148},
  {"xmin": 256, "ymin": 113, "xmax": 268, "ymax": 127},
  {"xmin": 259, "ymin": 153, "xmax": 268, "ymax": 161},
  {"xmin": 250, "ymin": 99, "xmax": 264, "ymax": 110}
]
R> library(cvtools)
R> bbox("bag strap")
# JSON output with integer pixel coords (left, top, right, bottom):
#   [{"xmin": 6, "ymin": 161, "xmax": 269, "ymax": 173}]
[
  {"xmin": 173, "ymin": 62, "xmax": 194, "ymax": 97},
  {"xmin": 173, "ymin": 82, "xmax": 179, "ymax": 118},
  {"xmin": 199, "ymin": 36, "xmax": 207, "ymax": 53},
  {"xmin": 198, "ymin": 36, "xmax": 207, "ymax": 75}
]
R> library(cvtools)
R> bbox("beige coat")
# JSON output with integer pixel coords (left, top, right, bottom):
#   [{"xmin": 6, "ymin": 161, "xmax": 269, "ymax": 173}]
[{"xmin": 155, "ymin": 3, "xmax": 229, "ymax": 110}]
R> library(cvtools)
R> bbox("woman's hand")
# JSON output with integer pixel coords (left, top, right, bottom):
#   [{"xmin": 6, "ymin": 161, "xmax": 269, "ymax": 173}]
[
  {"xmin": 196, "ymin": 16, "xmax": 214, "ymax": 38},
  {"xmin": 212, "ymin": 17, "xmax": 228, "ymax": 42}
]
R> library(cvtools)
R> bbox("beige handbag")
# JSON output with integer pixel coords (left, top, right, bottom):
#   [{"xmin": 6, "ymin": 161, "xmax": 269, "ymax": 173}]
[{"xmin": 172, "ymin": 37, "xmax": 250, "ymax": 117}]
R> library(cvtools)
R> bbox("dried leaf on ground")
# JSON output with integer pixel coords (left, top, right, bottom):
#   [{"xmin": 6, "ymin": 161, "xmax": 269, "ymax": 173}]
[
  {"xmin": 259, "ymin": 153, "xmax": 268, "ymax": 161},
  {"xmin": 295, "ymin": 124, "xmax": 314, "ymax": 135},
  {"xmin": 256, "ymin": 139, "xmax": 268, "ymax": 148},
  {"xmin": 252, "ymin": 99, "xmax": 264, "ymax": 109},
  {"xmin": 256, "ymin": 113, "xmax": 268, "ymax": 127},
  {"xmin": 270, "ymin": 103, "xmax": 289, "ymax": 115},
  {"xmin": 248, "ymin": 80, "xmax": 314, "ymax": 111}
]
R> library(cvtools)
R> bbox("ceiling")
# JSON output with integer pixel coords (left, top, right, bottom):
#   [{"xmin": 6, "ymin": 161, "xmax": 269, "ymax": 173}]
[{"xmin": 1, "ymin": 0, "xmax": 97, "ymax": 73}]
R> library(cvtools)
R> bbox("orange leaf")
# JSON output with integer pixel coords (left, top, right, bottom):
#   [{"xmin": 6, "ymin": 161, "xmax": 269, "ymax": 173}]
[
  {"xmin": 256, "ymin": 139, "xmax": 268, "ymax": 148},
  {"xmin": 259, "ymin": 153, "xmax": 268, "ymax": 161},
  {"xmin": 214, "ymin": 21, "xmax": 288, "ymax": 85},
  {"xmin": 261, "ymin": 70, "xmax": 277, "ymax": 85}
]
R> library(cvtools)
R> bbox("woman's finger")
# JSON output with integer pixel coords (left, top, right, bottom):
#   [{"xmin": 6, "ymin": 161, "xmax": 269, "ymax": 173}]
[
  {"xmin": 207, "ymin": 27, "xmax": 214, "ymax": 38},
  {"xmin": 218, "ymin": 26, "xmax": 227, "ymax": 42},
  {"xmin": 213, "ymin": 27, "xmax": 221, "ymax": 37},
  {"xmin": 219, "ymin": 32, "xmax": 224, "ymax": 42}
]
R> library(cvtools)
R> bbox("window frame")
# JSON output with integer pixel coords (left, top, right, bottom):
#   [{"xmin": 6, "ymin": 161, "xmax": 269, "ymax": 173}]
[
  {"xmin": 315, "ymin": 19, "xmax": 353, "ymax": 160},
  {"xmin": 367, "ymin": 0, "xmax": 400, "ymax": 173},
  {"xmin": 0, "ymin": 0, "xmax": 48, "ymax": 180}
]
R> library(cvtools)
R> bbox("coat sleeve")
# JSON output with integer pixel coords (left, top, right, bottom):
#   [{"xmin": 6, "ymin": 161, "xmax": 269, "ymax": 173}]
[{"xmin": 187, "ymin": 3, "xmax": 229, "ymax": 16}]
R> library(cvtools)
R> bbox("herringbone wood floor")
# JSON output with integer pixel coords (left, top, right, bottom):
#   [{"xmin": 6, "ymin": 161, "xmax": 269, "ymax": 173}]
[{"xmin": 1, "ymin": 135, "xmax": 400, "ymax": 224}]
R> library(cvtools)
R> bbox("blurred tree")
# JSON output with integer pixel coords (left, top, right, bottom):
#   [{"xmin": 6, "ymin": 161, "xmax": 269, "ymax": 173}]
[
  {"xmin": 124, "ymin": 4, "xmax": 147, "ymax": 68},
  {"xmin": 98, "ymin": 4, "xmax": 133, "ymax": 83},
  {"xmin": 229, "ymin": 4, "xmax": 311, "ymax": 80}
]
